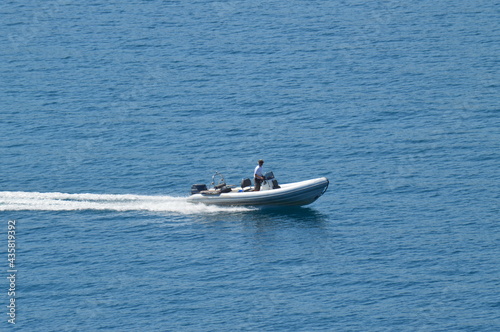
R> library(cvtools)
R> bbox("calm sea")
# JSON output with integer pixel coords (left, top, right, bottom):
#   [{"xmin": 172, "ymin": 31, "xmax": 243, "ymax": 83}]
[{"xmin": 1, "ymin": 1, "xmax": 499, "ymax": 331}]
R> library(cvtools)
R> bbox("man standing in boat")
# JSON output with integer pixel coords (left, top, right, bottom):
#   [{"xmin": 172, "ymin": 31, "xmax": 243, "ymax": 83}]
[{"xmin": 254, "ymin": 159, "xmax": 265, "ymax": 191}]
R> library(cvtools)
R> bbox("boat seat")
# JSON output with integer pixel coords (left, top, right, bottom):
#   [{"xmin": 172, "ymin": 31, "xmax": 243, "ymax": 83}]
[{"xmin": 241, "ymin": 178, "xmax": 252, "ymax": 189}]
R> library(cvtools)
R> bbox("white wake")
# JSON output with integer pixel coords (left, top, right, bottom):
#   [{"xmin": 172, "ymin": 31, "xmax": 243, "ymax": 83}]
[{"xmin": 0, "ymin": 191, "xmax": 253, "ymax": 214}]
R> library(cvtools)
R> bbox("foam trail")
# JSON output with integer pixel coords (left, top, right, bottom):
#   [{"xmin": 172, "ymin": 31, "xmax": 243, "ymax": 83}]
[{"xmin": 0, "ymin": 191, "xmax": 254, "ymax": 214}]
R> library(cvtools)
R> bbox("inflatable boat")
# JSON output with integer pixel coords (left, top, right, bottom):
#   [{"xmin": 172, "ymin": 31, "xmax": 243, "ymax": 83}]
[{"xmin": 187, "ymin": 172, "xmax": 329, "ymax": 207}]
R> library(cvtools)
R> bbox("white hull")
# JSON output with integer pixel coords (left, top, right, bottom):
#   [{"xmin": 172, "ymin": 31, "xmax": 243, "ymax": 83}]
[{"xmin": 187, "ymin": 177, "xmax": 329, "ymax": 207}]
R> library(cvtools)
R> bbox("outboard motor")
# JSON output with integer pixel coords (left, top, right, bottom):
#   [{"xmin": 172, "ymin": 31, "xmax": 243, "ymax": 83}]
[{"xmin": 191, "ymin": 184, "xmax": 207, "ymax": 195}]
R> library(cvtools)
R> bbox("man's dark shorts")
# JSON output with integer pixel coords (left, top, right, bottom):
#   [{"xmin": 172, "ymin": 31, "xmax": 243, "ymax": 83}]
[{"xmin": 254, "ymin": 178, "xmax": 263, "ymax": 191}]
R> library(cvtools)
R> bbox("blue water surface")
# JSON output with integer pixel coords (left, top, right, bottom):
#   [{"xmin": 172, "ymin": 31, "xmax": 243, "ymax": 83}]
[{"xmin": 1, "ymin": 0, "xmax": 499, "ymax": 331}]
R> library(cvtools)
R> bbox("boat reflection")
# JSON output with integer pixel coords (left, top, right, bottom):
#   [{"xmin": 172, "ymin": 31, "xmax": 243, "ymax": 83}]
[{"xmin": 241, "ymin": 206, "xmax": 329, "ymax": 227}]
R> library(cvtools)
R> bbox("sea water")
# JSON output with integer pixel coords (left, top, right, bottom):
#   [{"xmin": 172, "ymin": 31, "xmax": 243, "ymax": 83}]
[{"xmin": 1, "ymin": 1, "xmax": 499, "ymax": 331}]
